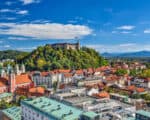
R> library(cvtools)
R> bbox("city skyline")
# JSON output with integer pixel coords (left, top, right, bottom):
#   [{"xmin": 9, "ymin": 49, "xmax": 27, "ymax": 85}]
[{"xmin": 1, "ymin": 0, "xmax": 150, "ymax": 53}]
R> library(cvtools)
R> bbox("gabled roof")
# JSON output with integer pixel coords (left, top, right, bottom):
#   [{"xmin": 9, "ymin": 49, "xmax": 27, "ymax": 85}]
[
  {"xmin": 16, "ymin": 74, "xmax": 32, "ymax": 85},
  {"xmin": 0, "ymin": 81, "xmax": 7, "ymax": 87},
  {"xmin": 64, "ymin": 73, "xmax": 73, "ymax": 78},
  {"xmin": 29, "ymin": 87, "xmax": 45, "ymax": 94},
  {"xmin": 75, "ymin": 69, "xmax": 84, "ymax": 75},
  {"xmin": 53, "ymin": 69, "xmax": 71, "ymax": 73}
]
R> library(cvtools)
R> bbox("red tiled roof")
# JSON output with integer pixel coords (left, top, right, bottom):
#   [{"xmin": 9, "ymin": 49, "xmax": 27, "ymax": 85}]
[
  {"xmin": 127, "ymin": 85, "xmax": 136, "ymax": 91},
  {"xmin": 53, "ymin": 69, "xmax": 71, "ymax": 73},
  {"xmin": 0, "ymin": 81, "xmax": 7, "ymax": 87},
  {"xmin": 41, "ymin": 72, "xmax": 49, "ymax": 76},
  {"xmin": 106, "ymin": 75, "xmax": 118, "ymax": 81},
  {"xmin": 75, "ymin": 69, "xmax": 84, "ymax": 75},
  {"xmin": 136, "ymin": 87, "xmax": 145, "ymax": 93},
  {"xmin": 29, "ymin": 87, "xmax": 45, "ymax": 94},
  {"xmin": 87, "ymin": 68, "xmax": 94, "ymax": 73},
  {"xmin": 0, "ymin": 77, "xmax": 8, "ymax": 83},
  {"xmin": 96, "ymin": 66, "xmax": 110, "ymax": 71},
  {"xmin": 95, "ymin": 91, "xmax": 110, "ymax": 98},
  {"xmin": 64, "ymin": 73, "xmax": 72, "ymax": 78},
  {"xmin": 15, "ymin": 74, "xmax": 32, "ymax": 85}
]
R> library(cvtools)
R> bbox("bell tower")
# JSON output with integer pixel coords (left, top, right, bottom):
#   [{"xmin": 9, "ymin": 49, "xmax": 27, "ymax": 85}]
[
  {"xmin": 8, "ymin": 68, "xmax": 16, "ymax": 93},
  {"xmin": 21, "ymin": 63, "xmax": 25, "ymax": 73}
]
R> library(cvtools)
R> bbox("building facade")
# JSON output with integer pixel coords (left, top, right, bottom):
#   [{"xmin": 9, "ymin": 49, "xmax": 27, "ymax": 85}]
[
  {"xmin": 47, "ymin": 41, "xmax": 80, "ymax": 50},
  {"xmin": 21, "ymin": 97, "xmax": 99, "ymax": 120}
]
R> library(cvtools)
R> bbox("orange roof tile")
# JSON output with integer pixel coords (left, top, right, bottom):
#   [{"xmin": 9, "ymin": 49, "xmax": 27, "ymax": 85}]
[
  {"xmin": 29, "ymin": 87, "xmax": 45, "ymax": 94},
  {"xmin": 87, "ymin": 68, "xmax": 94, "ymax": 73},
  {"xmin": 95, "ymin": 91, "xmax": 110, "ymax": 98},
  {"xmin": 76, "ymin": 69, "xmax": 84, "ymax": 75},
  {"xmin": 41, "ymin": 72, "xmax": 49, "ymax": 76},
  {"xmin": 15, "ymin": 74, "xmax": 32, "ymax": 85},
  {"xmin": 64, "ymin": 73, "xmax": 72, "ymax": 78},
  {"xmin": 0, "ymin": 77, "xmax": 8, "ymax": 82},
  {"xmin": 53, "ymin": 69, "xmax": 71, "ymax": 73},
  {"xmin": 136, "ymin": 88, "xmax": 145, "ymax": 93},
  {"xmin": 127, "ymin": 85, "xmax": 136, "ymax": 91},
  {"xmin": 0, "ymin": 81, "xmax": 7, "ymax": 87}
]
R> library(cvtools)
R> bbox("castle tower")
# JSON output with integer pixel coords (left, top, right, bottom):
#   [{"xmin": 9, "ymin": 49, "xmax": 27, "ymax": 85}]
[
  {"xmin": 75, "ymin": 37, "xmax": 80, "ymax": 50},
  {"xmin": 77, "ymin": 40, "xmax": 80, "ymax": 50},
  {"xmin": 8, "ymin": 69, "xmax": 16, "ymax": 93},
  {"xmin": 21, "ymin": 63, "xmax": 25, "ymax": 73}
]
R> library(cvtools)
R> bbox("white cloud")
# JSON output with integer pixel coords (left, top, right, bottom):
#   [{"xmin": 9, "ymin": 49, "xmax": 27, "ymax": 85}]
[
  {"xmin": 0, "ymin": 17, "xmax": 16, "ymax": 20},
  {"xmin": 144, "ymin": 29, "xmax": 150, "ymax": 33},
  {"xmin": 8, "ymin": 37, "xmax": 30, "ymax": 40},
  {"xmin": 0, "ymin": 9, "xmax": 15, "ymax": 13},
  {"xmin": 4, "ymin": 45, "xmax": 10, "ymax": 48},
  {"xmin": 0, "ymin": 9, "xmax": 28, "ymax": 15},
  {"xmin": 20, "ymin": 0, "xmax": 40, "ymax": 5},
  {"xmin": 112, "ymin": 31, "xmax": 118, "ymax": 34},
  {"xmin": 0, "ymin": 23, "xmax": 92, "ymax": 40},
  {"xmin": 117, "ymin": 25, "xmax": 135, "ymax": 30},
  {"xmin": 86, "ymin": 43, "xmax": 150, "ymax": 53},
  {"xmin": 16, "ymin": 10, "xmax": 28, "ymax": 15},
  {"xmin": 119, "ymin": 43, "xmax": 136, "ymax": 47},
  {"xmin": 112, "ymin": 31, "xmax": 131, "ymax": 34},
  {"xmin": 120, "ymin": 31, "xmax": 131, "ymax": 34},
  {"xmin": 17, "ymin": 47, "xmax": 36, "ymax": 51}
]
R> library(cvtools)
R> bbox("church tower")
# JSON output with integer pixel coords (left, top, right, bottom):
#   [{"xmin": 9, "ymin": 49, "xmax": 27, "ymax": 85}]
[
  {"xmin": 8, "ymin": 66, "xmax": 16, "ymax": 93},
  {"xmin": 21, "ymin": 63, "xmax": 25, "ymax": 73},
  {"xmin": 15, "ymin": 64, "xmax": 20, "ymax": 75}
]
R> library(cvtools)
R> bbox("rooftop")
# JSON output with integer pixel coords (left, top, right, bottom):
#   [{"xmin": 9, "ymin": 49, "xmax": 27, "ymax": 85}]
[
  {"xmin": 82, "ymin": 111, "xmax": 99, "ymax": 119},
  {"xmin": 21, "ymin": 97, "xmax": 84, "ymax": 120},
  {"xmin": 136, "ymin": 110, "xmax": 150, "ymax": 118},
  {"xmin": 0, "ymin": 92, "xmax": 12, "ymax": 99},
  {"xmin": 2, "ymin": 107, "xmax": 21, "ymax": 120},
  {"xmin": 15, "ymin": 74, "xmax": 32, "ymax": 85}
]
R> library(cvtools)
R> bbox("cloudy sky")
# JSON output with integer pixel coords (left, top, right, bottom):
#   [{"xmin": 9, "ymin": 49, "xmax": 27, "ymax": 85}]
[{"xmin": 1, "ymin": 0, "xmax": 150, "ymax": 53}]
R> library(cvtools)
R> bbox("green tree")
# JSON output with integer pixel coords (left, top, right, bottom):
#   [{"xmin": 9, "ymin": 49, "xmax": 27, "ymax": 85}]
[
  {"xmin": 115, "ymin": 69, "xmax": 128, "ymax": 76},
  {"xmin": 140, "ymin": 69, "xmax": 150, "ymax": 78}
]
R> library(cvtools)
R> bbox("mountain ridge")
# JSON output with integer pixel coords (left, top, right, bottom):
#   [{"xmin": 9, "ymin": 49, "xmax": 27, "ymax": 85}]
[{"xmin": 102, "ymin": 51, "xmax": 150, "ymax": 58}]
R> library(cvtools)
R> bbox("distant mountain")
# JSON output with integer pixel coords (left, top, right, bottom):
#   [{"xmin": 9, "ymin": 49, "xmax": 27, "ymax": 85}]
[
  {"xmin": 0, "ymin": 50, "xmax": 29, "ymax": 60},
  {"xmin": 102, "ymin": 51, "xmax": 150, "ymax": 58}
]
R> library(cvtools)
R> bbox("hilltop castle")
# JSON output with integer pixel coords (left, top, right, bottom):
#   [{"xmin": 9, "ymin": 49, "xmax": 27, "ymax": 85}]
[{"xmin": 47, "ymin": 41, "xmax": 80, "ymax": 50}]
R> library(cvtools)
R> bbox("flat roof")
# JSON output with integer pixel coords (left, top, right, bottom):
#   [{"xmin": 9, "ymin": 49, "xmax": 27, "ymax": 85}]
[
  {"xmin": 21, "ymin": 97, "xmax": 84, "ymax": 120},
  {"xmin": 82, "ymin": 111, "xmax": 99, "ymax": 118},
  {"xmin": 0, "ymin": 92, "xmax": 12, "ymax": 99},
  {"xmin": 136, "ymin": 110, "xmax": 150, "ymax": 118},
  {"xmin": 65, "ymin": 96, "xmax": 95, "ymax": 105},
  {"xmin": 2, "ymin": 107, "xmax": 21, "ymax": 120},
  {"xmin": 55, "ymin": 92, "xmax": 76, "ymax": 98}
]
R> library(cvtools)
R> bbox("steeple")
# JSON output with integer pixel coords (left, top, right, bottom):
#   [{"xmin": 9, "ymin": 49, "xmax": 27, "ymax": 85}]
[
  {"xmin": 8, "ymin": 68, "xmax": 16, "ymax": 93},
  {"xmin": 21, "ymin": 63, "xmax": 25, "ymax": 73},
  {"xmin": 7, "ymin": 64, "xmax": 13, "ymax": 75},
  {"xmin": 15, "ymin": 64, "xmax": 20, "ymax": 75}
]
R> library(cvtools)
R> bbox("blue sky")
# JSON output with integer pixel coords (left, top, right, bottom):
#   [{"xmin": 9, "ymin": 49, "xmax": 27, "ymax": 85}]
[{"xmin": 1, "ymin": 0, "xmax": 150, "ymax": 53}]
